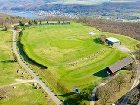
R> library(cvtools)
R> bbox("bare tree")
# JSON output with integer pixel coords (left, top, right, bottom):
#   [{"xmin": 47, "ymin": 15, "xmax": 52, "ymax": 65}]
[
  {"xmin": 97, "ymin": 85, "xmax": 113, "ymax": 105},
  {"xmin": 100, "ymin": 35, "xmax": 107, "ymax": 44},
  {"xmin": 115, "ymin": 75, "xmax": 126, "ymax": 91}
]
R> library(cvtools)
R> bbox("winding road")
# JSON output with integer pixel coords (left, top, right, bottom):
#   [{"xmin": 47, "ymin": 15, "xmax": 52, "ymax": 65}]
[{"xmin": 12, "ymin": 30, "xmax": 62, "ymax": 105}]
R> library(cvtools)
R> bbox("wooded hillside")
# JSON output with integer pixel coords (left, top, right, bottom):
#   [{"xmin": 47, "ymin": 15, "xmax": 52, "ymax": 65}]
[
  {"xmin": 0, "ymin": 13, "xmax": 29, "ymax": 27},
  {"xmin": 79, "ymin": 18, "xmax": 140, "ymax": 40}
]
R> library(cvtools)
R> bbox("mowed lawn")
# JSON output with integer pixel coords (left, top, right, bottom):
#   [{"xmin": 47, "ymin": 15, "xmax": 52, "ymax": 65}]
[
  {"xmin": 0, "ymin": 31, "xmax": 54, "ymax": 105},
  {"xmin": 21, "ymin": 22, "xmax": 138, "ymax": 92}
]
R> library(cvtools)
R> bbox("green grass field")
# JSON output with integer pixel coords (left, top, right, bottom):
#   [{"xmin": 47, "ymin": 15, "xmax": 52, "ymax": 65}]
[
  {"xmin": 0, "ymin": 31, "xmax": 18, "ymax": 85},
  {"xmin": 0, "ymin": 31, "xmax": 55, "ymax": 105},
  {"xmin": 0, "ymin": 84, "xmax": 50, "ymax": 105},
  {"xmin": 21, "ymin": 22, "xmax": 139, "ymax": 95}
]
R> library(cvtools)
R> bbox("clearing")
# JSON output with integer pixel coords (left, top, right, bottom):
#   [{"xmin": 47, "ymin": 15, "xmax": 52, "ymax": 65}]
[{"xmin": 21, "ymin": 22, "xmax": 139, "ymax": 95}]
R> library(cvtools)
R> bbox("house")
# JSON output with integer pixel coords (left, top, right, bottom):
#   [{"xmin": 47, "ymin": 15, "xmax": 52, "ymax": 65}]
[
  {"xmin": 106, "ymin": 37, "xmax": 121, "ymax": 46},
  {"xmin": 106, "ymin": 57, "xmax": 134, "ymax": 75}
]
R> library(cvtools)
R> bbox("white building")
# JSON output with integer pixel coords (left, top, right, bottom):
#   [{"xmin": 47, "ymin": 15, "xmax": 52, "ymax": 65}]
[{"xmin": 106, "ymin": 37, "xmax": 121, "ymax": 46}]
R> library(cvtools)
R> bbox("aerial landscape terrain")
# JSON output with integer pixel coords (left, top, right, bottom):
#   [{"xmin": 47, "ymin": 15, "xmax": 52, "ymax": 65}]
[{"xmin": 0, "ymin": 0, "xmax": 140, "ymax": 105}]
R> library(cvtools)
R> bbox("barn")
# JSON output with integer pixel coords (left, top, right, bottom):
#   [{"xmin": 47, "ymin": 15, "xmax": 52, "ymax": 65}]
[
  {"xmin": 106, "ymin": 57, "xmax": 134, "ymax": 75},
  {"xmin": 106, "ymin": 37, "xmax": 121, "ymax": 46}
]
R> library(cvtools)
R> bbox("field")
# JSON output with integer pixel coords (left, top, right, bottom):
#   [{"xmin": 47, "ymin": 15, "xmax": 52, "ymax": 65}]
[
  {"xmin": 0, "ymin": 31, "xmax": 55, "ymax": 105},
  {"xmin": 21, "ymin": 22, "xmax": 139, "ymax": 95}
]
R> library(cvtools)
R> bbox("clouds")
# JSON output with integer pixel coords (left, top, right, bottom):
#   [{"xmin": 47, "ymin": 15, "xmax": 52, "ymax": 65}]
[
  {"xmin": 47, "ymin": 0, "xmax": 110, "ymax": 4},
  {"xmin": 0, "ymin": 0, "xmax": 110, "ymax": 5},
  {"xmin": 109, "ymin": 0, "xmax": 139, "ymax": 2}
]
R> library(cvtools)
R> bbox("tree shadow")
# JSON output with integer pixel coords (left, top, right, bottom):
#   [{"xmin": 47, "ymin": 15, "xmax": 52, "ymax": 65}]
[
  {"xmin": 0, "ymin": 60, "xmax": 16, "ymax": 63},
  {"xmin": 58, "ymin": 92, "xmax": 75, "ymax": 97},
  {"xmin": 17, "ymin": 41, "xmax": 48, "ymax": 69},
  {"xmin": 93, "ymin": 38, "xmax": 102, "ymax": 44},
  {"xmin": 93, "ymin": 68, "xmax": 108, "ymax": 78}
]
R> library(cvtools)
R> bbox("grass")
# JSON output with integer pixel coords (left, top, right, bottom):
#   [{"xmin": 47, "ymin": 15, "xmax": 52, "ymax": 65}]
[
  {"xmin": 0, "ymin": 30, "xmax": 55, "ymax": 105},
  {"xmin": 0, "ymin": 84, "xmax": 51, "ymax": 105},
  {"xmin": 20, "ymin": 22, "xmax": 138, "ymax": 95},
  {"xmin": 0, "ymin": 31, "xmax": 18, "ymax": 85}
]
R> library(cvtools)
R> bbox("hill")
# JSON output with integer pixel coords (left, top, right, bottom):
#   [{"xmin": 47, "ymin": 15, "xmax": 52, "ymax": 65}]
[
  {"xmin": 0, "ymin": 13, "xmax": 29, "ymax": 26},
  {"xmin": 21, "ymin": 22, "xmax": 139, "ymax": 97},
  {"xmin": 79, "ymin": 18, "xmax": 140, "ymax": 40}
]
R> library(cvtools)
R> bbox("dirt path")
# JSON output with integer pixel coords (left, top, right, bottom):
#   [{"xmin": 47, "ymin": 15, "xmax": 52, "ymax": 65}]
[
  {"xmin": 115, "ymin": 45, "xmax": 131, "ymax": 53},
  {"xmin": 9, "ymin": 79, "xmax": 36, "ymax": 86},
  {"xmin": 0, "ymin": 79, "xmax": 36, "ymax": 88},
  {"xmin": 12, "ymin": 30, "xmax": 62, "ymax": 105}
]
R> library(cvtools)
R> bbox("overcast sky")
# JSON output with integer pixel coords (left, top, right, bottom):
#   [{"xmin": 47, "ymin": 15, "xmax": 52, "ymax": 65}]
[{"xmin": 0, "ymin": 0, "xmax": 139, "ymax": 4}]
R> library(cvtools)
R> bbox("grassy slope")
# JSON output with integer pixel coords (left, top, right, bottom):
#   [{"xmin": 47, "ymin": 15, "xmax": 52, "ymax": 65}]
[
  {"xmin": 21, "ymin": 22, "xmax": 139, "ymax": 93},
  {"xmin": 0, "ymin": 31, "xmax": 54, "ymax": 105},
  {"xmin": 0, "ymin": 31, "xmax": 18, "ymax": 85},
  {"xmin": 0, "ymin": 84, "xmax": 49, "ymax": 105}
]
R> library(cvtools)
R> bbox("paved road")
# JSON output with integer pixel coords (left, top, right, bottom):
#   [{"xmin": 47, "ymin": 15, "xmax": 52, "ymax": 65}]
[{"xmin": 12, "ymin": 30, "xmax": 62, "ymax": 105}]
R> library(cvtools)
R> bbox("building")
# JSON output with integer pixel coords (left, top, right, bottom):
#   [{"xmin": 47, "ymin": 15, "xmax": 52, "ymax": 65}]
[
  {"xmin": 106, "ymin": 57, "xmax": 134, "ymax": 75},
  {"xmin": 106, "ymin": 37, "xmax": 121, "ymax": 46}
]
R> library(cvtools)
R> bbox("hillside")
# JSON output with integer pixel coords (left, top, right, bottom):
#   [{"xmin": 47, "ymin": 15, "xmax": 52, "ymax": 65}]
[
  {"xmin": 80, "ymin": 18, "xmax": 140, "ymax": 40},
  {"xmin": 0, "ymin": 13, "xmax": 29, "ymax": 26},
  {"xmin": 20, "ymin": 22, "xmax": 140, "ymax": 104}
]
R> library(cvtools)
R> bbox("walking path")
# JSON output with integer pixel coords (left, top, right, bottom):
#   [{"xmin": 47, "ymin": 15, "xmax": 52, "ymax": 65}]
[
  {"xmin": 12, "ymin": 30, "xmax": 62, "ymax": 105},
  {"xmin": 9, "ymin": 79, "xmax": 36, "ymax": 86},
  {"xmin": 0, "ymin": 79, "xmax": 36, "ymax": 88}
]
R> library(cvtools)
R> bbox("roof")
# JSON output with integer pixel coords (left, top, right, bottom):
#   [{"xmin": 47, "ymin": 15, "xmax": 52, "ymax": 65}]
[
  {"xmin": 106, "ymin": 37, "xmax": 120, "ymax": 43},
  {"xmin": 108, "ymin": 57, "xmax": 134, "ymax": 73}
]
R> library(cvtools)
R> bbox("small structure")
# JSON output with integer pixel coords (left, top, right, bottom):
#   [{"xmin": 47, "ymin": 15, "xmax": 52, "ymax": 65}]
[
  {"xmin": 106, "ymin": 57, "xmax": 134, "ymax": 75},
  {"xmin": 106, "ymin": 37, "xmax": 121, "ymax": 46},
  {"xmin": 73, "ymin": 87, "xmax": 80, "ymax": 94},
  {"xmin": 13, "ymin": 86, "xmax": 16, "ymax": 89},
  {"xmin": 89, "ymin": 32, "xmax": 96, "ymax": 36}
]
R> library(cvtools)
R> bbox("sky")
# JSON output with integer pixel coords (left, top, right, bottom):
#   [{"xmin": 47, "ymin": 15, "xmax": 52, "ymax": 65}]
[{"xmin": 0, "ymin": 0, "xmax": 139, "ymax": 4}]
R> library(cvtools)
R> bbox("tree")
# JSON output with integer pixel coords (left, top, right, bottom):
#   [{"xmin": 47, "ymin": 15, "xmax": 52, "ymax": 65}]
[
  {"xmin": 100, "ymin": 35, "xmax": 107, "ymax": 44},
  {"xmin": 58, "ymin": 21, "xmax": 60, "ymax": 24},
  {"xmin": 19, "ymin": 21, "xmax": 25, "ymax": 26},
  {"xmin": 19, "ymin": 31, "xmax": 23, "ymax": 37},
  {"xmin": 115, "ymin": 75, "xmax": 126, "ymax": 91},
  {"xmin": 2, "ymin": 26, "xmax": 7, "ymax": 31},
  {"xmin": 28, "ymin": 20, "xmax": 32, "ymax": 26},
  {"xmin": 39, "ymin": 21, "xmax": 42, "ymax": 25},
  {"xmin": 33, "ymin": 20, "xmax": 38, "ymax": 25},
  {"xmin": 96, "ymin": 85, "xmax": 114, "ymax": 105},
  {"xmin": 136, "ymin": 44, "xmax": 140, "ymax": 49}
]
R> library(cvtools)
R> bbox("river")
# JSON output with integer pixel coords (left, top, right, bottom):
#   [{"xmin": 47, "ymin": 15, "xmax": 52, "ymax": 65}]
[{"xmin": 0, "ymin": 10, "xmax": 42, "ymax": 19}]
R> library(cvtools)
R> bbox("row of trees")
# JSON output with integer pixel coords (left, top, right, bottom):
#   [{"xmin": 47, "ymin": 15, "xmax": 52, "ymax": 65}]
[
  {"xmin": 0, "ymin": 13, "xmax": 29, "ymax": 27},
  {"xmin": 135, "ymin": 44, "xmax": 140, "ymax": 60}
]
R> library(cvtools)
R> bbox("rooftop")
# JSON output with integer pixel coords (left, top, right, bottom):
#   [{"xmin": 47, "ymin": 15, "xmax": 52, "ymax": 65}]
[
  {"xmin": 106, "ymin": 37, "xmax": 120, "ymax": 43},
  {"xmin": 108, "ymin": 57, "xmax": 134, "ymax": 73}
]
